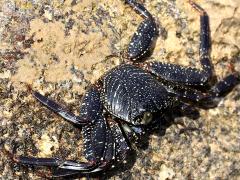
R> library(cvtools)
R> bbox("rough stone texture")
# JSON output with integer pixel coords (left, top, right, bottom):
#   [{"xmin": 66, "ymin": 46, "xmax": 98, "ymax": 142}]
[{"xmin": 0, "ymin": 0, "xmax": 239, "ymax": 179}]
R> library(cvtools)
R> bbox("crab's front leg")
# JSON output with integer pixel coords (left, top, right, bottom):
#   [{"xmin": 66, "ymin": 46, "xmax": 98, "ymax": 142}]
[{"xmin": 125, "ymin": 0, "xmax": 158, "ymax": 61}]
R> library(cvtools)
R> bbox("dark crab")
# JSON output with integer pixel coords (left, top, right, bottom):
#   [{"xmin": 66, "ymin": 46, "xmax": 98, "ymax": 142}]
[{"xmin": 11, "ymin": 0, "xmax": 239, "ymax": 178}]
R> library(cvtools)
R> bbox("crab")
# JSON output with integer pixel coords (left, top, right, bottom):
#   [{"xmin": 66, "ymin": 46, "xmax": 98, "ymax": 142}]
[{"xmin": 11, "ymin": 0, "xmax": 239, "ymax": 178}]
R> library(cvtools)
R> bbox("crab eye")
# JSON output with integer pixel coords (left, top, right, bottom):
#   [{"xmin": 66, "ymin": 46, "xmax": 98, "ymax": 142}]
[{"xmin": 141, "ymin": 112, "xmax": 152, "ymax": 125}]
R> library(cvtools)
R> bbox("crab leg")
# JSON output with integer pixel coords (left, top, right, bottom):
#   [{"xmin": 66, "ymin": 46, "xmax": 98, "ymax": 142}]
[
  {"xmin": 14, "ymin": 156, "xmax": 103, "ymax": 177},
  {"xmin": 144, "ymin": 1, "xmax": 213, "ymax": 86},
  {"xmin": 33, "ymin": 91, "xmax": 87, "ymax": 125},
  {"xmin": 189, "ymin": 0, "xmax": 212, "ymax": 76},
  {"xmin": 167, "ymin": 74, "xmax": 239, "ymax": 107},
  {"xmin": 209, "ymin": 74, "xmax": 239, "ymax": 97},
  {"xmin": 125, "ymin": 0, "xmax": 158, "ymax": 61},
  {"xmin": 14, "ymin": 129, "xmax": 111, "ymax": 178},
  {"xmin": 125, "ymin": 0, "xmax": 153, "ymax": 19},
  {"xmin": 16, "ymin": 135, "xmax": 115, "ymax": 178},
  {"xmin": 15, "ymin": 157, "xmax": 95, "ymax": 171},
  {"xmin": 16, "ymin": 86, "xmax": 119, "ymax": 177},
  {"xmin": 109, "ymin": 120, "xmax": 132, "ymax": 162}
]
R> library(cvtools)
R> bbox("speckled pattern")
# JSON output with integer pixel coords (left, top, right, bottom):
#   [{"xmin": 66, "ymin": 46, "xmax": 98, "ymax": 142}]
[
  {"xmin": 102, "ymin": 64, "xmax": 174, "ymax": 123},
  {"xmin": 126, "ymin": 0, "xmax": 158, "ymax": 61},
  {"xmin": 0, "ymin": 0, "xmax": 240, "ymax": 179}
]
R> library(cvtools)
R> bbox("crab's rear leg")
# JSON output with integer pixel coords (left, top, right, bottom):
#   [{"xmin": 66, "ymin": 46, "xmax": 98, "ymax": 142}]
[
  {"xmin": 32, "ymin": 91, "xmax": 87, "ymax": 125},
  {"xmin": 209, "ymin": 73, "xmax": 239, "ymax": 97},
  {"xmin": 189, "ymin": 0, "xmax": 212, "ymax": 76},
  {"xmin": 125, "ymin": 0, "xmax": 158, "ymax": 61},
  {"xmin": 144, "ymin": 1, "xmax": 213, "ymax": 86},
  {"xmin": 167, "ymin": 74, "xmax": 239, "ymax": 108}
]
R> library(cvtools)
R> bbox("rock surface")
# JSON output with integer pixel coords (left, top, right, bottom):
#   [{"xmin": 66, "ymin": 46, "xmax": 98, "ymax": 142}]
[{"xmin": 0, "ymin": 0, "xmax": 239, "ymax": 179}]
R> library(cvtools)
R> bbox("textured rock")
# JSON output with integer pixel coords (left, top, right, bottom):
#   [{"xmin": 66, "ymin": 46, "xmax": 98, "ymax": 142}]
[{"xmin": 0, "ymin": 0, "xmax": 239, "ymax": 179}]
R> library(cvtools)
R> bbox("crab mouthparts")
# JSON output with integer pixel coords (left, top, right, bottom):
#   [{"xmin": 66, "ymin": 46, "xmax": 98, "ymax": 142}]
[{"xmin": 140, "ymin": 111, "xmax": 153, "ymax": 125}]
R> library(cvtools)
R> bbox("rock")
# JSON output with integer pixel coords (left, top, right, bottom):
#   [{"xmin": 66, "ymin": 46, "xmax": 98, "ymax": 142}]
[
  {"xmin": 0, "ymin": 0, "xmax": 239, "ymax": 179},
  {"xmin": 158, "ymin": 164, "xmax": 175, "ymax": 180}
]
